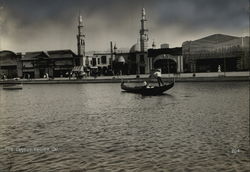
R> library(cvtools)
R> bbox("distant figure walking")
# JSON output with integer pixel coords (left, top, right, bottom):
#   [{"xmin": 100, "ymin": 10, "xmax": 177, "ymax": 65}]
[
  {"xmin": 218, "ymin": 65, "xmax": 221, "ymax": 72},
  {"xmin": 27, "ymin": 73, "xmax": 30, "ymax": 80},
  {"xmin": 153, "ymin": 68, "xmax": 164, "ymax": 86}
]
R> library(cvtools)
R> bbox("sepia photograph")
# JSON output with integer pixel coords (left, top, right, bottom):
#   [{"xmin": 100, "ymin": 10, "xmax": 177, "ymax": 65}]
[{"xmin": 0, "ymin": 0, "xmax": 249, "ymax": 171}]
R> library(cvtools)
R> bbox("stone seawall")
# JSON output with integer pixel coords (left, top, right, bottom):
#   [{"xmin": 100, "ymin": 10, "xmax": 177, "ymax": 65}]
[{"xmin": 0, "ymin": 76, "xmax": 249, "ymax": 84}]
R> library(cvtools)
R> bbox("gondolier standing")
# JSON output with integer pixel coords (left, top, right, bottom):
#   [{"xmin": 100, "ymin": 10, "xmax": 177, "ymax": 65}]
[
  {"xmin": 121, "ymin": 67, "xmax": 174, "ymax": 95},
  {"xmin": 153, "ymin": 68, "xmax": 164, "ymax": 86}
]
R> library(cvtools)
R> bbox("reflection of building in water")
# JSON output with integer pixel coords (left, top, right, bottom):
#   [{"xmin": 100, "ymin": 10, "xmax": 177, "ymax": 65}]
[{"xmin": 182, "ymin": 34, "xmax": 250, "ymax": 72}]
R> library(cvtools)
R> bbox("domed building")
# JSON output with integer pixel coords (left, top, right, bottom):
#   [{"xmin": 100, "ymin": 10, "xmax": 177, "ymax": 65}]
[
  {"xmin": 129, "ymin": 43, "xmax": 140, "ymax": 53},
  {"xmin": 117, "ymin": 56, "xmax": 125, "ymax": 63},
  {"xmin": 111, "ymin": 8, "xmax": 151, "ymax": 75},
  {"xmin": 116, "ymin": 56, "xmax": 127, "ymax": 75}
]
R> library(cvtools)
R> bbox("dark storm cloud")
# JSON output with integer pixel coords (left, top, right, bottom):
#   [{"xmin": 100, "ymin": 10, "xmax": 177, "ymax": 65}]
[
  {"xmin": 3, "ymin": 0, "xmax": 147, "ymax": 25},
  {"xmin": 153, "ymin": 0, "xmax": 249, "ymax": 31},
  {"xmin": 0, "ymin": 0, "xmax": 248, "ymax": 52}
]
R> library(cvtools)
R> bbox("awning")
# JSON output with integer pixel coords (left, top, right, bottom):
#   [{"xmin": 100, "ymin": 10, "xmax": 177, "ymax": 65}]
[
  {"xmin": 72, "ymin": 66, "xmax": 84, "ymax": 72},
  {"xmin": 90, "ymin": 66, "xmax": 98, "ymax": 69}
]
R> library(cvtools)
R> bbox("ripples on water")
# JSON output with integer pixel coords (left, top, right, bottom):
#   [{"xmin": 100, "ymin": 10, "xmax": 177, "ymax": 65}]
[{"xmin": 0, "ymin": 82, "xmax": 249, "ymax": 172}]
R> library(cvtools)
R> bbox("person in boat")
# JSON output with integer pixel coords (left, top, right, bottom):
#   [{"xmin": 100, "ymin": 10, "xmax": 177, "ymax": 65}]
[
  {"xmin": 143, "ymin": 81, "xmax": 149, "ymax": 87},
  {"xmin": 153, "ymin": 68, "xmax": 164, "ymax": 86},
  {"xmin": 143, "ymin": 81, "xmax": 154, "ymax": 88}
]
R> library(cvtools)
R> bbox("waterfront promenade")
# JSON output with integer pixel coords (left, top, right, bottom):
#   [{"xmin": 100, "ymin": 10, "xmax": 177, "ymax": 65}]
[{"xmin": 0, "ymin": 72, "xmax": 249, "ymax": 84}]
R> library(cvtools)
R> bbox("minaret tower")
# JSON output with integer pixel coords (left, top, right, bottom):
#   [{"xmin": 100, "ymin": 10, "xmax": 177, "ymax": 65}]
[
  {"xmin": 77, "ymin": 15, "xmax": 85, "ymax": 59},
  {"xmin": 140, "ymin": 8, "xmax": 149, "ymax": 52}
]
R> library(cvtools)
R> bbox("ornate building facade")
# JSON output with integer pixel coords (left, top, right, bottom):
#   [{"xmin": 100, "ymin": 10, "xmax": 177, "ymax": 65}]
[
  {"xmin": 182, "ymin": 34, "xmax": 249, "ymax": 72},
  {"xmin": 0, "ymin": 50, "xmax": 79, "ymax": 79},
  {"xmin": 22, "ymin": 50, "xmax": 79, "ymax": 78}
]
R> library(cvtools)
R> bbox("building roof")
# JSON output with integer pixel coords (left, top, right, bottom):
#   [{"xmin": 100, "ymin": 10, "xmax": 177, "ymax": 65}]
[
  {"xmin": 148, "ymin": 47, "xmax": 182, "ymax": 57},
  {"xmin": 47, "ymin": 49, "xmax": 77, "ymax": 59},
  {"xmin": 0, "ymin": 50, "xmax": 17, "ymax": 57},
  {"xmin": 22, "ymin": 50, "xmax": 77, "ymax": 61},
  {"xmin": 22, "ymin": 51, "xmax": 49, "ymax": 61},
  {"xmin": 93, "ymin": 51, "xmax": 112, "ymax": 56},
  {"xmin": 0, "ymin": 51, "xmax": 19, "ymax": 66},
  {"xmin": 193, "ymin": 34, "xmax": 239, "ymax": 44}
]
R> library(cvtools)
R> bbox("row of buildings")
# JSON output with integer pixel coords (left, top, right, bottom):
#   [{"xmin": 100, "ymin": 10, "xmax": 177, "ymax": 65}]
[
  {"xmin": 0, "ymin": 9, "xmax": 249, "ymax": 79},
  {"xmin": 0, "ymin": 50, "xmax": 80, "ymax": 79}
]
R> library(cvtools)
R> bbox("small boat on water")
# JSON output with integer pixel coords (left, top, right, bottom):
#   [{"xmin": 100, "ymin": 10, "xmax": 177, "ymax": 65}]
[
  {"xmin": 121, "ymin": 80, "xmax": 174, "ymax": 95},
  {"xmin": 2, "ymin": 83, "xmax": 23, "ymax": 90}
]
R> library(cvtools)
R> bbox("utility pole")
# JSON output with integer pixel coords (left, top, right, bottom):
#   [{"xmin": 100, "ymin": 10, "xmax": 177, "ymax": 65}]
[
  {"xmin": 167, "ymin": 55, "xmax": 170, "ymax": 78},
  {"xmin": 110, "ymin": 41, "xmax": 113, "ymax": 70},
  {"xmin": 224, "ymin": 53, "xmax": 226, "ymax": 76}
]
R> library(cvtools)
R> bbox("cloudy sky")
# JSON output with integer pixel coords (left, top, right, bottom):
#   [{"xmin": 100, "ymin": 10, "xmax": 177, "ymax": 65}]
[{"xmin": 0, "ymin": 0, "xmax": 249, "ymax": 53}]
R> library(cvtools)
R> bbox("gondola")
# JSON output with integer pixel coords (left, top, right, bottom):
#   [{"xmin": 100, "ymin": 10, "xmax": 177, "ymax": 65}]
[
  {"xmin": 2, "ymin": 83, "xmax": 23, "ymax": 90},
  {"xmin": 121, "ymin": 80, "xmax": 174, "ymax": 95},
  {"xmin": 2, "ymin": 80, "xmax": 23, "ymax": 90}
]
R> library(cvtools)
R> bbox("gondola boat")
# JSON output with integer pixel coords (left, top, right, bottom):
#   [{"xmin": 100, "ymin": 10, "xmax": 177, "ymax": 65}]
[
  {"xmin": 3, "ymin": 83, "xmax": 23, "ymax": 90},
  {"xmin": 2, "ymin": 80, "xmax": 23, "ymax": 90},
  {"xmin": 121, "ymin": 80, "xmax": 174, "ymax": 95}
]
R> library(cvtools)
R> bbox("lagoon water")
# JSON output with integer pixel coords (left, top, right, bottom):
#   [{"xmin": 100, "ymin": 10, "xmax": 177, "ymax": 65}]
[{"xmin": 0, "ymin": 82, "xmax": 249, "ymax": 172}]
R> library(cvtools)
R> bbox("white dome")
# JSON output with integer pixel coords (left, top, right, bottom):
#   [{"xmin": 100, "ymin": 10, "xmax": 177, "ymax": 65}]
[
  {"xmin": 129, "ymin": 43, "xmax": 140, "ymax": 53},
  {"xmin": 117, "ymin": 56, "xmax": 125, "ymax": 63}
]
